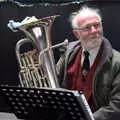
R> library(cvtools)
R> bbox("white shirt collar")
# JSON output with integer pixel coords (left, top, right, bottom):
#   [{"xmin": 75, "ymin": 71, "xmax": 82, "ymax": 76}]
[{"xmin": 81, "ymin": 45, "xmax": 101, "ymax": 67}]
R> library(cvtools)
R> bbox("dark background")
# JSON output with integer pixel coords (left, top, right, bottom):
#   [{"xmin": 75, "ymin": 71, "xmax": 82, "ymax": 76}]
[{"xmin": 0, "ymin": 0, "xmax": 120, "ymax": 112}]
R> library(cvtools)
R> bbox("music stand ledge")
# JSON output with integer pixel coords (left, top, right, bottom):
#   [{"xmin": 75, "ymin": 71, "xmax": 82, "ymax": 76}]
[{"xmin": 0, "ymin": 85, "xmax": 94, "ymax": 120}]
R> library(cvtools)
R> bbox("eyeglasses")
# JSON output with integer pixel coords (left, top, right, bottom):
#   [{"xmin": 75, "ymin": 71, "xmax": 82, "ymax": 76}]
[{"xmin": 74, "ymin": 22, "xmax": 101, "ymax": 32}]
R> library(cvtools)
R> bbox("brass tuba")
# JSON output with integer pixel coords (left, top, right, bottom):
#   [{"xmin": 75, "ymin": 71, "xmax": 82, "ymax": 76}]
[{"xmin": 8, "ymin": 15, "xmax": 68, "ymax": 88}]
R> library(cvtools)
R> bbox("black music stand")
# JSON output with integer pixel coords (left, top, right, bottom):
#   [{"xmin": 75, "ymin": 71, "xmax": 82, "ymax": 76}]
[{"xmin": 0, "ymin": 85, "xmax": 94, "ymax": 120}]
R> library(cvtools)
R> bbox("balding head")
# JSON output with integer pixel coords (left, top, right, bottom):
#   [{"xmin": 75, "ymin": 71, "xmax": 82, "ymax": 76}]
[{"xmin": 70, "ymin": 6, "xmax": 102, "ymax": 29}]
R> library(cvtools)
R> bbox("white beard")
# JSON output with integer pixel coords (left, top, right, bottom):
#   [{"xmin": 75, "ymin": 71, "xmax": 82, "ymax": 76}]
[{"xmin": 80, "ymin": 37, "xmax": 102, "ymax": 51}]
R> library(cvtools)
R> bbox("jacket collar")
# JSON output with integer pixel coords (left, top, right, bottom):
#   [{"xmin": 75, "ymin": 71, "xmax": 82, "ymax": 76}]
[
  {"xmin": 66, "ymin": 37, "xmax": 113, "ymax": 70},
  {"xmin": 96, "ymin": 37, "xmax": 113, "ymax": 73}
]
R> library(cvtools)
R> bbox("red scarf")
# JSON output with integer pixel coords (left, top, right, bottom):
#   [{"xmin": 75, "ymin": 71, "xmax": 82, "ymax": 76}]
[{"xmin": 67, "ymin": 48, "xmax": 102, "ymax": 112}]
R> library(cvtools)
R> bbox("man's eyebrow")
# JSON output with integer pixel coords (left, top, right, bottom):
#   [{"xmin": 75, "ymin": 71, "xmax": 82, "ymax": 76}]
[{"xmin": 73, "ymin": 27, "xmax": 83, "ymax": 30}]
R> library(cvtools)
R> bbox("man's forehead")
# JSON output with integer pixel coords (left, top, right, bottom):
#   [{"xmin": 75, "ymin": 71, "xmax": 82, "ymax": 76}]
[{"xmin": 76, "ymin": 15, "xmax": 100, "ymax": 26}]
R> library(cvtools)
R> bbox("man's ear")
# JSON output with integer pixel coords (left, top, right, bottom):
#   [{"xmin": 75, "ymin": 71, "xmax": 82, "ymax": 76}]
[{"xmin": 72, "ymin": 30, "xmax": 79, "ymax": 39}]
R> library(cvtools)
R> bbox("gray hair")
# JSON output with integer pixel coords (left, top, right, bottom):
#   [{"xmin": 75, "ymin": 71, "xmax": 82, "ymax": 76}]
[{"xmin": 69, "ymin": 5, "xmax": 102, "ymax": 29}]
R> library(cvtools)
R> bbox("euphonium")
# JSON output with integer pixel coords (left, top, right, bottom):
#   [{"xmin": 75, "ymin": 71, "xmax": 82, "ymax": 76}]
[{"xmin": 8, "ymin": 15, "xmax": 68, "ymax": 88}]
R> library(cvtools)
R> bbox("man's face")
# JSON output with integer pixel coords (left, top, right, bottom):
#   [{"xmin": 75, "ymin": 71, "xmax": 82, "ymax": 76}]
[{"xmin": 73, "ymin": 15, "xmax": 103, "ymax": 49}]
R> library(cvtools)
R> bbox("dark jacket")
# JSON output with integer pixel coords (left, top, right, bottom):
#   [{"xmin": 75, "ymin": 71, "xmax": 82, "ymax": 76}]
[{"xmin": 57, "ymin": 37, "xmax": 120, "ymax": 120}]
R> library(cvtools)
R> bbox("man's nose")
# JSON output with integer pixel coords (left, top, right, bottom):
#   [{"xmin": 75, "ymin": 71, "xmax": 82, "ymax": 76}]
[{"xmin": 90, "ymin": 26, "xmax": 97, "ymax": 32}]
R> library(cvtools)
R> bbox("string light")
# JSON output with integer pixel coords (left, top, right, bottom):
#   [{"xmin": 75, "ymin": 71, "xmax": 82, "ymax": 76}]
[{"xmin": 0, "ymin": 0, "xmax": 91, "ymax": 7}]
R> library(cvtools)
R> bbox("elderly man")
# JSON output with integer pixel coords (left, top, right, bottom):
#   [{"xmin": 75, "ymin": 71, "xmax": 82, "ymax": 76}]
[{"xmin": 57, "ymin": 5, "xmax": 120, "ymax": 120}]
